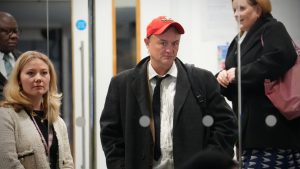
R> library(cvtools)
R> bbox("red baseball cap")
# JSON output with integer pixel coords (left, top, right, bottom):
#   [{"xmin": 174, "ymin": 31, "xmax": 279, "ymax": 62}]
[{"xmin": 146, "ymin": 16, "xmax": 185, "ymax": 38}]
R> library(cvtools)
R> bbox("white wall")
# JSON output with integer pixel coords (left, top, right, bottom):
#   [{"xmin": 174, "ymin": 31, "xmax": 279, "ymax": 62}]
[
  {"xmin": 139, "ymin": 0, "xmax": 300, "ymax": 74},
  {"xmin": 94, "ymin": 1, "xmax": 114, "ymax": 169},
  {"xmin": 271, "ymin": 0, "xmax": 300, "ymax": 44},
  {"xmin": 140, "ymin": 0, "xmax": 236, "ymax": 74}
]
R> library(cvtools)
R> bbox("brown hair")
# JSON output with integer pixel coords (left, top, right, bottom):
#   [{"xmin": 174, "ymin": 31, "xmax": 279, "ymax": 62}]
[
  {"xmin": 232, "ymin": 0, "xmax": 272, "ymax": 15},
  {"xmin": 252, "ymin": 0, "xmax": 271, "ymax": 14}
]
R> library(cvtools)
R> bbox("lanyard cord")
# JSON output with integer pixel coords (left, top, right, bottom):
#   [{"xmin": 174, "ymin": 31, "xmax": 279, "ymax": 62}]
[{"xmin": 30, "ymin": 113, "xmax": 53, "ymax": 157}]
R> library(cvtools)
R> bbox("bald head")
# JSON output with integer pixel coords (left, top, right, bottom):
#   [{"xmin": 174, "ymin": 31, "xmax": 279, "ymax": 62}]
[
  {"xmin": 0, "ymin": 11, "xmax": 19, "ymax": 53},
  {"xmin": 0, "ymin": 11, "xmax": 17, "ymax": 24}
]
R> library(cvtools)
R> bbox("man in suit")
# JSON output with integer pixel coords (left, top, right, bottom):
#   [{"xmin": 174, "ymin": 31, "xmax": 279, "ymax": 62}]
[
  {"xmin": 100, "ymin": 16, "xmax": 237, "ymax": 169},
  {"xmin": 0, "ymin": 11, "xmax": 21, "ymax": 100}
]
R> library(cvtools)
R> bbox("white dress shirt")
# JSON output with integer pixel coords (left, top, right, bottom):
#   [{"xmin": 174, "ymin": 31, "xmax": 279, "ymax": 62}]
[
  {"xmin": 148, "ymin": 61, "xmax": 177, "ymax": 169},
  {"xmin": 0, "ymin": 52, "xmax": 16, "ymax": 79}
]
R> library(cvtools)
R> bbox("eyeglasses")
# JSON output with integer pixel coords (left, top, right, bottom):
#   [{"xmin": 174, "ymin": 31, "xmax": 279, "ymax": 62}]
[{"xmin": 0, "ymin": 28, "xmax": 20, "ymax": 36}]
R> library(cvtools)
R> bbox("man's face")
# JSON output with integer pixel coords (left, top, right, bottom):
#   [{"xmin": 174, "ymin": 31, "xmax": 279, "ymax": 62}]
[
  {"xmin": 0, "ymin": 15, "xmax": 19, "ymax": 53},
  {"xmin": 144, "ymin": 27, "xmax": 181, "ymax": 75}
]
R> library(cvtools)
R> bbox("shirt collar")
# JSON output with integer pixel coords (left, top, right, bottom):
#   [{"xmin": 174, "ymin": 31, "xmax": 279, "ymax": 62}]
[
  {"xmin": 239, "ymin": 31, "xmax": 248, "ymax": 44},
  {"xmin": 0, "ymin": 52, "xmax": 13, "ymax": 60},
  {"xmin": 148, "ymin": 60, "xmax": 177, "ymax": 80}
]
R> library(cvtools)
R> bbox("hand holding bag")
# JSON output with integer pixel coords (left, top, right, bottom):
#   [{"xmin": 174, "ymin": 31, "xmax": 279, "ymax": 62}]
[{"xmin": 262, "ymin": 36, "xmax": 300, "ymax": 120}]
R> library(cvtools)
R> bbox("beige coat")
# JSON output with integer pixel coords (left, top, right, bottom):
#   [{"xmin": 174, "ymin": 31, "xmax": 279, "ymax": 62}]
[{"xmin": 0, "ymin": 107, "xmax": 74, "ymax": 169}]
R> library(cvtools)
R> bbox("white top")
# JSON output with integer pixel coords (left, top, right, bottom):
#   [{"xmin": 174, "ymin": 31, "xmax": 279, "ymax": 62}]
[
  {"xmin": 239, "ymin": 31, "xmax": 247, "ymax": 44},
  {"xmin": 148, "ymin": 61, "xmax": 177, "ymax": 169},
  {"xmin": 0, "ymin": 52, "xmax": 16, "ymax": 78}
]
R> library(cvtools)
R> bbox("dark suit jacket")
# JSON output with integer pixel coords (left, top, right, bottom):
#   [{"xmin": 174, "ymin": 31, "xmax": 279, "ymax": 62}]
[
  {"xmin": 180, "ymin": 150, "xmax": 237, "ymax": 169},
  {"xmin": 0, "ymin": 49, "xmax": 21, "ymax": 100},
  {"xmin": 222, "ymin": 13, "xmax": 300, "ymax": 149},
  {"xmin": 100, "ymin": 57, "xmax": 237, "ymax": 169}
]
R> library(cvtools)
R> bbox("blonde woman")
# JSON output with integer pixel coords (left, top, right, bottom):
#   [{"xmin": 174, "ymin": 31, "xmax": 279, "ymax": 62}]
[{"xmin": 0, "ymin": 51, "xmax": 73, "ymax": 169}]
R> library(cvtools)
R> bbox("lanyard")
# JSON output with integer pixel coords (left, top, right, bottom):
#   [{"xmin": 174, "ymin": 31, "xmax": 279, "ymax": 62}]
[{"xmin": 30, "ymin": 113, "xmax": 53, "ymax": 156}]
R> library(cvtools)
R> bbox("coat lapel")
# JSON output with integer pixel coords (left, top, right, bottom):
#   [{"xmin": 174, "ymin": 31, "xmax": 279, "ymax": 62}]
[
  {"xmin": 131, "ymin": 57, "xmax": 152, "ymax": 117},
  {"xmin": 240, "ymin": 34, "xmax": 260, "ymax": 57},
  {"xmin": 131, "ymin": 57, "xmax": 191, "ymax": 132},
  {"xmin": 240, "ymin": 18, "xmax": 266, "ymax": 57},
  {"xmin": 173, "ymin": 60, "xmax": 190, "ymax": 127},
  {"xmin": 131, "ymin": 57, "xmax": 155, "ymax": 141}
]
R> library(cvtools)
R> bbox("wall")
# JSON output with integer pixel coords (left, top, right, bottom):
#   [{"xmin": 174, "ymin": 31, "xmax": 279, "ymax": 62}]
[
  {"xmin": 140, "ymin": 0, "xmax": 236, "ymax": 74},
  {"xmin": 272, "ymin": 0, "xmax": 300, "ymax": 44},
  {"xmin": 139, "ymin": 0, "xmax": 300, "ymax": 74}
]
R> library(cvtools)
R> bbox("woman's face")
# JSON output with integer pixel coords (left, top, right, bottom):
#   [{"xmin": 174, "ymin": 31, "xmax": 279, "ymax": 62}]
[
  {"xmin": 232, "ymin": 0, "xmax": 261, "ymax": 31},
  {"xmin": 19, "ymin": 58, "xmax": 50, "ymax": 101}
]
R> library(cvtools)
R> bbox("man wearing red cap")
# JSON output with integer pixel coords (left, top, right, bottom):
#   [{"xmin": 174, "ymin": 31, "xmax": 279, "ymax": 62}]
[{"xmin": 100, "ymin": 16, "xmax": 237, "ymax": 169}]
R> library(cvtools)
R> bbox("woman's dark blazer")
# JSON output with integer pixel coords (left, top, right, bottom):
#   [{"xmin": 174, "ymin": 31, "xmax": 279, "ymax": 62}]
[
  {"xmin": 222, "ymin": 13, "xmax": 300, "ymax": 150},
  {"xmin": 100, "ymin": 56, "xmax": 237, "ymax": 169}
]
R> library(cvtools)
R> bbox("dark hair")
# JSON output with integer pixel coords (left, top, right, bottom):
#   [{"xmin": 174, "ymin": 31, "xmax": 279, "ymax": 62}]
[{"xmin": 248, "ymin": 0, "xmax": 258, "ymax": 6}]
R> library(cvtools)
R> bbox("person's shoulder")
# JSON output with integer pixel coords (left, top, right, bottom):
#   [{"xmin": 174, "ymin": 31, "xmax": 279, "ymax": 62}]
[
  {"xmin": 262, "ymin": 15, "xmax": 285, "ymax": 30},
  {"xmin": 54, "ymin": 116, "xmax": 68, "ymax": 130},
  {"xmin": 185, "ymin": 65, "xmax": 218, "ymax": 91},
  {"xmin": 115, "ymin": 68, "xmax": 135, "ymax": 78},
  {"xmin": 12, "ymin": 49, "xmax": 22, "ymax": 57},
  {"xmin": 0, "ymin": 106, "xmax": 16, "ymax": 114},
  {"xmin": 55, "ymin": 116, "xmax": 66, "ymax": 125},
  {"xmin": 192, "ymin": 66, "xmax": 214, "ymax": 77},
  {"xmin": 111, "ymin": 68, "xmax": 136, "ymax": 84},
  {"xmin": 0, "ymin": 106, "xmax": 19, "ymax": 120},
  {"xmin": 114, "ymin": 56, "xmax": 150, "ymax": 80}
]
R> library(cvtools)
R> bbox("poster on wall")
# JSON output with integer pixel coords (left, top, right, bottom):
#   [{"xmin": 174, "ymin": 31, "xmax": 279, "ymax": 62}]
[
  {"xmin": 202, "ymin": 0, "xmax": 236, "ymax": 40},
  {"xmin": 217, "ymin": 43, "xmax": 229, "ymax": 71}
]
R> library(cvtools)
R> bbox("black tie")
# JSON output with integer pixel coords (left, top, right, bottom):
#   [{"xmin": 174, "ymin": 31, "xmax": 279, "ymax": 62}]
[{"xmin": 152, "ymin": 75, "xmax": 169, "ymax": 161}]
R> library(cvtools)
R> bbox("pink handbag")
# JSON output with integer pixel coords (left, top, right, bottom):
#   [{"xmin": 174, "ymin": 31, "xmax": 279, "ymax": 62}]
[{"xmin": 263, "ymin": 39, "xmax": 300, "ymax": 120}]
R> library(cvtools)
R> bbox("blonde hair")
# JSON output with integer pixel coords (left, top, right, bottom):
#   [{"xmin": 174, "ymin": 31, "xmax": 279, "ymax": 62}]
[{"xmin": 1, "ymin": 51, "xmax": 61, "ymax": 124}]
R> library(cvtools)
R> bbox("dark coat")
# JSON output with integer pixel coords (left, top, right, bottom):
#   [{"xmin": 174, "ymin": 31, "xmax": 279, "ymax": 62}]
[
  {"xmin": 180, "ymin": 150, "xmax": 237, "ymax": 169},
  {"xmin": 100, "ymin": 56, "xmax": 237, "ymax": 169},
  {"xmin": 222, "ymin": 13, "xmax": 300, "ymax": 149},
  {"xmin": 0, "ymin": 49, "xmax": 21, "ymax": 100}
]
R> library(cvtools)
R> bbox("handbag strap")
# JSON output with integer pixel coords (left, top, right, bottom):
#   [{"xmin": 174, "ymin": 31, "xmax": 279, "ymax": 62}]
[
  {"xmin": 184, "ymin": 63, "xmax": 207, "ymax": 109},
  {"xmin": 260, "ymin": 34, "xmax": 265, "ymax": 47},
  {"xmin": 261, "ymin": 34, "xmax": 300, "ymax": 55}
]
